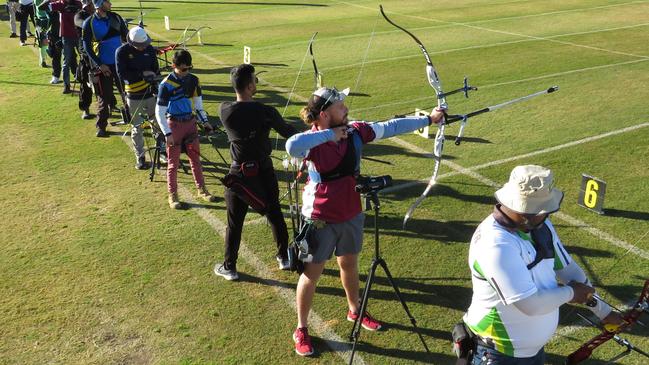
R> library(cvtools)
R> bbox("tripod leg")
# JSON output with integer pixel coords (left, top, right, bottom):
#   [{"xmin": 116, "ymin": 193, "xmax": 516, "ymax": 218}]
[
  {"xmin": 149, "ymin": 147, "xmax": 158, "ymax": 182},
  {"xmin": 349, "ymin": 258, "xmax": 380, "ymax": 365},
  {"xmin": 214, "ymin": 144, "xmax": 228, "ymax": 165},
  {"xmin": 378, "ymin": 260, "xmax": 431, "ymax": 354}
]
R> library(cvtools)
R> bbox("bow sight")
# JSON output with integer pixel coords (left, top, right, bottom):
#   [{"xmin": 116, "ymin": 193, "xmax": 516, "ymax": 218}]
[{"xmin": 379, "ymin": 5, "xmax": 559, "ymax": 227}]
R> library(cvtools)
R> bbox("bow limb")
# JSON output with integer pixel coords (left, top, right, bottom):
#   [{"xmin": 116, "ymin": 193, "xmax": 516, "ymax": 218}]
[
  {"xmin": 566, "ymin": 280, "xmax": 649, "ymax": 364},
  {"xmin": 380, "ymin": 5, "xmax": 449, "ymax": 227},
  {"xmin": 309, "ymin": 33, "xmax": 322, "ymax": 89}
]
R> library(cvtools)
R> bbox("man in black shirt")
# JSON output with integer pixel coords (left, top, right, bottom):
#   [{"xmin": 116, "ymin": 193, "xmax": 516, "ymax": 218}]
[{"xmin": 214, "ymin": 64, "xmax": 297, "ymax": 281}]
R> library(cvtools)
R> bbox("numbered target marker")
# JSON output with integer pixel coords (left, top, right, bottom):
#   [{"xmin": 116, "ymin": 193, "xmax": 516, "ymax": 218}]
[
  {"xmin": 577, "ymin": 174, "xmax": 606, "ymax": 214},
  {"xmin": 243, "ymin": 46, "xmax": 251, "ymax": 64}
]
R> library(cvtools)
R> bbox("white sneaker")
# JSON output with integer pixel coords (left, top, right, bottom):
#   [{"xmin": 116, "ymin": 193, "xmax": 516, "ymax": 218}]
[
  {"xmin": 214, "ymin": 263, "xmax": 239, "ymax": 281},
  {"xmin": 276, "ymin": 255, "xmax": 290, "ymax": 270},
  {"xmin": 50, "ymin": 76, "xmax": 60, "ymax": 84}
]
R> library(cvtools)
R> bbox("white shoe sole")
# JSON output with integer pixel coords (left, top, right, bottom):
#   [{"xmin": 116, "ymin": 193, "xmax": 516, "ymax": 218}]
[
  {"xmin": 276, "ymin": 258, "xmax": 290, "ymax": 271},
  {"xmin": 214, "ymin": 266, "xmax": 239, "ymax": 281},
  {"xmin": 293, "ymin": 333, "xmax": 314, "ymax": 357}
]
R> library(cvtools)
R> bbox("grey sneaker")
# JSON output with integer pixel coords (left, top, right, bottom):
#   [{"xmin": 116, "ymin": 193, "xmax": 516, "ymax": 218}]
[
  {"xmin": 135, "ymin": 156, "xmax": 150, "ymax": 170},
  {"xmin": 276, "ymin": 255, "xmax": 290, "ymax": 271},
  {"xmin": 214, "ymin": 263, "xmax": 239, "ymax": 281}
]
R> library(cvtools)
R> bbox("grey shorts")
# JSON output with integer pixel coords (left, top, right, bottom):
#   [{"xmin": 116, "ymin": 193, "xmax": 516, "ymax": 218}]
[{"xmin": 311, "ymin": 213, "xmax": 365, "ymax": 263}]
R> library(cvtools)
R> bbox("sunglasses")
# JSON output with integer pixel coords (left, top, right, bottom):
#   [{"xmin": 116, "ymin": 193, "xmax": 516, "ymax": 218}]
[
  {"xmin": 317, "ymin": 88, "xmax": 344, "ymax": 112},
  {"xmin": 178, "ymin": 66, "xmax": 193, "ymax": 72}
]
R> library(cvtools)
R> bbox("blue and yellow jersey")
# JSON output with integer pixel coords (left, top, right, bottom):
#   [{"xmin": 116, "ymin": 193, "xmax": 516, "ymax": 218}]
[
  {"xmin": 157, "ymin": 72, "xmax": 202, "ymax": 119},
  {"xmin": 115, "ymin": 43, "xmax": 159, "ymax": 98}
]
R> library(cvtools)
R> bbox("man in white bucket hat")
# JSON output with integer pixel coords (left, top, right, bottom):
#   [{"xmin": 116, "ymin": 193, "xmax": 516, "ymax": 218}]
[
  {"xmin": 115, "ymin": 26, "xmax": 158, "ymax": 170},
  {"xmin": 462, "ymin": 165, "xmax": 623, "ymax": 364}
]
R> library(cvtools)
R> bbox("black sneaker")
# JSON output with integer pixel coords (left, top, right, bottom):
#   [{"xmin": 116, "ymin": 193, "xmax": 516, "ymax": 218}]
[
  {"xmin": 62, "ymin": 84, "xmax": 71, "ymax": 94},
  {"xmin": 135, "ymin": 156, "xmax": 150, "ymax": 170},
  {"xmin": 96, "ymin": 128, "xmax": 108, "ymax": 138},
  {"xmin": 40, "ymin": 61, "xmax": 47, "ymax": 68},
  {"xmin": 9, "ymin": 33, "xmax": 17, "ymax": 39},
  {"xmin": 214, "ymin": 263, "xmax": 238, "ymax": 281}
]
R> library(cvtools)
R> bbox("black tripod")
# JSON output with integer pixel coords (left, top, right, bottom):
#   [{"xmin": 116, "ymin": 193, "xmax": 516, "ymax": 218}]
[{"xmin": 348, "ymin": 188, "xmax": 430, "ymax": 364}]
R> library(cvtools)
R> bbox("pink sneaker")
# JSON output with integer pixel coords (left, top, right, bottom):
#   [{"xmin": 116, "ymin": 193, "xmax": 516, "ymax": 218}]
[
  {"xmin": 293, "ymin": 327, "xmax": 314, "ymax": 356},
  {"xmin": 347, "ymin": 310, "xmax": 382, "ymax": 331}
]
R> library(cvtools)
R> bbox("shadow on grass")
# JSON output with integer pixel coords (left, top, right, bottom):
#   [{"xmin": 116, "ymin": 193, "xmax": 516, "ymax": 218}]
[
  {"xmin": 314, "ymin": 336, "xmax": 456, "ymax": 363},
  {"xmin": 545, "ymin": 352, "xmax": 612, "ymax": 365},
  {"xmin": 362, "ymin": 214, "xmax": 477, "ymax": 243},
  {"xmin": 191, "ymin": 66, "xmax": 232, "ymax": 75},
  {"xmin": 141, "ymin": 0, "xmax": 327, "ymax": 6},
  {"xmin": 183, "ymin": 201, "xmax": 222, "ymax": 210},
  {"xmin": 445, "ymin": 134, "xmax": 492, "ymax": 144},
  {"xmin": 362, "ymin": 142, "xmax": 459, "ymax": 161},
  {"xmin": 112, "ymin": 6, "xmax": 159, "ymax": 11},
  {"xmin": 236, "ymin": 273, "xmax": 295, "ymax": 289},
  {"xmin": 318, "ymin": 268, "xmax": 472, "ymax": 311},
  {"xmin": 603, "ymin": 208, "xmax": 649, "ymax": 221}
]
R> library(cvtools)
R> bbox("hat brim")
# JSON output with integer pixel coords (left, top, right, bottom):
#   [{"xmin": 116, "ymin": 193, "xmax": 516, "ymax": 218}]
[
  {"xmin": 495, "ymin": 185, "xmax": 564, "ymax": 215},
  {"xmin": 129, "ymin": 36, "xmax": 152, "ymax": 48}
]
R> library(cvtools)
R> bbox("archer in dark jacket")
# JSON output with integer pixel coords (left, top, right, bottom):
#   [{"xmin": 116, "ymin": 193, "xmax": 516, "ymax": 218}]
[
  {"xmin": 115, "ymin": 26, "xmax": 159, "ymax": 170},
  {"xmin": 81, "ymin": 0, "xmax": 127, "ymax": 137},
  {"xmin": 214, "ymin": 64, "xmax": 297, "ymax": 281}
]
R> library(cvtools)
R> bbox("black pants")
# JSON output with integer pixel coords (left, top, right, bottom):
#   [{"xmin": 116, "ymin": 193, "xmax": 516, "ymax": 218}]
[
  {"xmin": 48, "ymin": 40, "xmax": 62, "ymax": 78},
  {"xmin": 77, "ymin": 56, "xmax": 93, "ymax": 111},
  {"xmin": 94, "ymin": 64, "xmax": 120, "ymax": 130},
  {"xmin": 18, "ymin": 3, "xmax": 34, "ymax": 43},
  {"xmin": 223, "ymin": 165, "xmax": 288, "ymax": 267}
]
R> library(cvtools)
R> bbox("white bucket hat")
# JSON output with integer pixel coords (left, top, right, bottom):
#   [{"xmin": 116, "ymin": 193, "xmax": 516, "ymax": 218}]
[
  {"xmin": 495, "ymin": 165, "xmax": 564, "ymax": 215},
  {"xmin": 128, "ymin": 26, "xmax": 152, "ymax": 48}
]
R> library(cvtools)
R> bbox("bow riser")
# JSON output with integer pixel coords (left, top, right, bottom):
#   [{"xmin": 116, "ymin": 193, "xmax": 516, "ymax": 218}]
[
  {"xmin": 566, "ymin": 280, "xmax": 649, "ymax": 364},
  {"xmin": 426, "ymin": 65, "xmax": 447, "ymax": 109}
]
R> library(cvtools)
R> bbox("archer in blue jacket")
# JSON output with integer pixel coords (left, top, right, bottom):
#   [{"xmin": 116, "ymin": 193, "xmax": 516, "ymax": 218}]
[{"xmin": 81, "ymin": 0, "xmax": 127, "ymax": 137}]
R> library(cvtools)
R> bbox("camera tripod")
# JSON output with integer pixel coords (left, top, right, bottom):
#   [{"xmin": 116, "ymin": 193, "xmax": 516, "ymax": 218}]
[{"xmin": 348, "ymin": 189, "xmax": 430, "ymax": 364}]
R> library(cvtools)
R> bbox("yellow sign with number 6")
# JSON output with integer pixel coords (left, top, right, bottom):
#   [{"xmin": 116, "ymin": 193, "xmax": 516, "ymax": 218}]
[{"xmin": 578, "ymin": 174, "xmax": 606, "ymax": 214}]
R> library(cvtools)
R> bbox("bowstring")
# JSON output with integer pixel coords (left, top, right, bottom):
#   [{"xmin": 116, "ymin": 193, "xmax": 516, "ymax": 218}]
[
  {"xmin": 347, "ymin": 11, "xmax": 379, "ymax": 119},
  {"xmin": 274, "ymin": 34, "xmax": 314, "ymax": 151}
]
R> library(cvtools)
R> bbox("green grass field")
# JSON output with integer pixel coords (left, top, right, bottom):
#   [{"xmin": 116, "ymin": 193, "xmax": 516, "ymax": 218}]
[{"xmin": 1, "ymin": 0, "xmax": 649, "ymax": 364}]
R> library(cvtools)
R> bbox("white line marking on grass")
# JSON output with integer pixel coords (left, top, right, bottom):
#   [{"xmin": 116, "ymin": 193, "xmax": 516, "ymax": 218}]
[
  {"xmin": 553, "ymin": 212, "xmax": 649, "ymax": 261},
  {"xmin": 176, "ymin": 29, "xmax": 649, "ymax": 264},
  {"xmin": 338, "ymin": 2, "xmax": 649, "ymax": 60},
  {"xmin": 115, "ymin": 100, "xmax": 363, "ymax": 363},
  {"xmin": 469, "ymin": 0, "xmax": 649, "ymax": 25},
  {"xmin": 386, "ymin": 136, "xmax": 649, "ymax": 261},
  {"xmin": 350, "ymin": 58, "xmax": 649, "ymax": 115},
  {"xmin": 382, "ymin": 121, "xmax": 649, "ymax": 194},
  {"xmin": 177, "ymin": 186, "xmax": 366, "ymax": 365},
  {"xmin": 199, "ymin": 0, "xmax": 649, "ymax": 57},
  {"xmin": 265, "ymin": 22, "xmax": 649, "ymax": 81}
]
